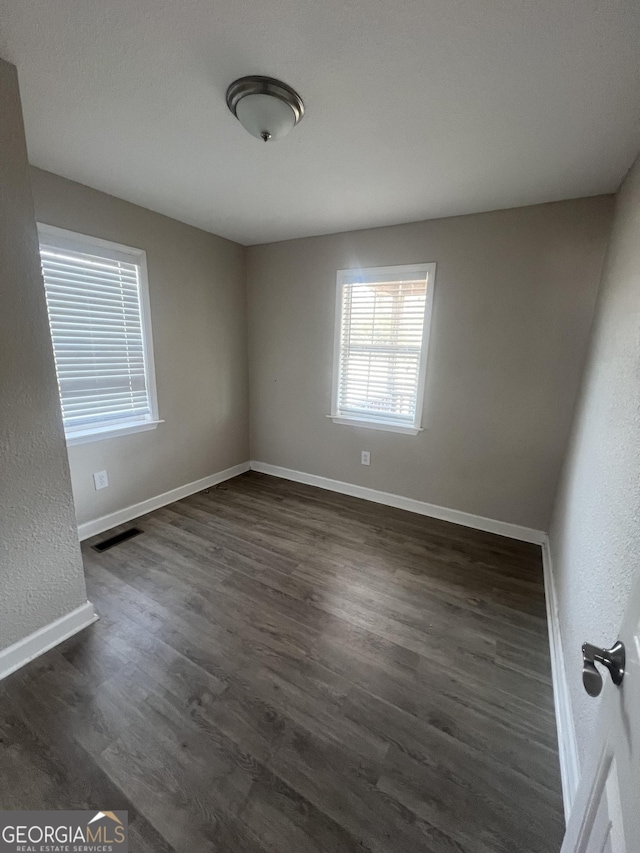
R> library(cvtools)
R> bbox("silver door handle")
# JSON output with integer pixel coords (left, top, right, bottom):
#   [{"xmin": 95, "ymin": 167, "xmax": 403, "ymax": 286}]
[{"xmin": 582, "ymin": 641, "xmax": 625, "ymax": 697}]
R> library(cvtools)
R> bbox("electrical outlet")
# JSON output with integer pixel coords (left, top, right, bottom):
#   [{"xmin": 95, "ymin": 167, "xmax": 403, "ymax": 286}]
[
  {"xmin": 361, "ymin": 451, "xmax": 371, "ymax": 466},
  {"xmin": 93, "ymin": 470, "xmax": 109, "ymax": 490}
]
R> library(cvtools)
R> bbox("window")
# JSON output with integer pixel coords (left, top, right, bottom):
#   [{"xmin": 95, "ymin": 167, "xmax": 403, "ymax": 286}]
[
  {"xmin": 331, "ymin": 263, "xmax": 435, "ymax": 435},
  {"xmin": 38, "ymin": 224, "xmax": 160, "ymax": 445}
]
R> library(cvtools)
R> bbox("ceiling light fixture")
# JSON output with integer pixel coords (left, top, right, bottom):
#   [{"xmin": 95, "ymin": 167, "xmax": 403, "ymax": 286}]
[{"xmin": 226, "ymin": 76, "xmax": 305, "ymax": 142}]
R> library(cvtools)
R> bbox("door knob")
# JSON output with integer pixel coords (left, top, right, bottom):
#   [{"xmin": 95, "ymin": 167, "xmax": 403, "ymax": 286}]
[{"xmin": 582, "ymin": 641, "xmax": 625, "ymax": 697}]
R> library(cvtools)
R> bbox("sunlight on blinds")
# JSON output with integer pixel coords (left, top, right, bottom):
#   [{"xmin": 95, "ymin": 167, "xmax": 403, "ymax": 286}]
[
  {"xmin": 39, "ymin": 243, "xmax": 151, "ymax": 434},
  {"xmin": 337, "ymin": 271, "xmax": 430, "ymax": 426}
]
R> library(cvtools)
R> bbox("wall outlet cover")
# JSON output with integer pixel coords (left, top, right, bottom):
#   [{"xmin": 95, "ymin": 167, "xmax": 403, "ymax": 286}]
[
  {"xmin": 93, "ymin": 470, "xmax": 109, "ymax": 490},
  {"xmin": 361, "ymin": 451, "xmax": 371, "ymax": 466}
]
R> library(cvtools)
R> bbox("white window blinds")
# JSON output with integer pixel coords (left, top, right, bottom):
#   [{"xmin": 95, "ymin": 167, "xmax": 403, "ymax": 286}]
[
  {"xmin": 332, "ymin": 264, "xmax": 435, "ymax": 433},
  {"xmin": 38, "ymin": 227, "xmax": 158, "ymax": 441}
]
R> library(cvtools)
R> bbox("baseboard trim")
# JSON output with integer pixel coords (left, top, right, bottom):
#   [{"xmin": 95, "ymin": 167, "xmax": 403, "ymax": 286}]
[
  {"xmin": 541, "ymin": 536, "xmax": 580, "ymax": 822},
  {"xmin": 0, "ymin": 601, "xmax": 98, "ymax": 682},
  {"xmin": 249, "ymin": 461, "xmax": 546, "ymax": 544},
  {"xmin": 77, "ymin": 461, "xmax": 251, "ymax": 541}
]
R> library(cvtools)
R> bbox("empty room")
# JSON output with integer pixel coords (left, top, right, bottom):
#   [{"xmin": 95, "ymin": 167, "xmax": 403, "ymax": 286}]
[{"xmin": 1, "ymin": 1, "xmax": 639, "ymax": 851}]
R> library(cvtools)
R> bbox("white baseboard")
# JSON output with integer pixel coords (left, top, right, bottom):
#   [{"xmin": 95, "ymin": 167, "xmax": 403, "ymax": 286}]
[
  {"xmin": 249, "ymin": 461, "xmax": 546, "ymax": 544},
  {"xmin": 541, "ymin": 536, "xmax": 580, "ymax": 822},
  {"xmin": 77, "ymin": 461, "xmax": 251, "ymax": 541},
  {"xmin": 0, "ymin": 601, "xmax": 98, "ymax": 682}
]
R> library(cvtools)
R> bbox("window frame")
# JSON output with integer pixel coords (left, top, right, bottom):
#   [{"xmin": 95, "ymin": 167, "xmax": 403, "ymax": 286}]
[
  {"xmin": 330, "ymin": 262, "xmax": 436, "ymax": 436},
  {"xmin": 37, "ymin": 223, "xmax": 161, "ymax": 446}
]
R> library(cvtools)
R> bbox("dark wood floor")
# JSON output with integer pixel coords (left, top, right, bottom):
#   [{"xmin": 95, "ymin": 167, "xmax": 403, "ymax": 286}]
[{"xmin": 0, "ymin": 472, "xmax": 564, "ymax": 852}]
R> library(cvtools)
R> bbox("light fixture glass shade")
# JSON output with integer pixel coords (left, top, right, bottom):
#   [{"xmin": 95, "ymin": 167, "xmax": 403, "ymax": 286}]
[
  {"xmin": 235, "ymin": 94, "xmax": 296, "ymax": 141},
  {"xmin": 226, "ymin": 76, "xmax": 305, "ymax": 142}
]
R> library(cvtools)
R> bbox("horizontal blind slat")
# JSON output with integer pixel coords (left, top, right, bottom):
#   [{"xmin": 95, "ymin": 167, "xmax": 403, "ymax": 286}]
[
  {"xmin": 46, "ymin": 296, "xmax": 142, "ymax": 311},
  {"xmin": 41, "ymin": 267, "xmax": 139, "ymax": 287},
  {"xmin": 42, "ymin": 276, "xmax": 139, "ymax": 294}
]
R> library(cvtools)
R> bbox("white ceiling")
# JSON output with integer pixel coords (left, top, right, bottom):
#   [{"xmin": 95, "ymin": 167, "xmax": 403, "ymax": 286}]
[{"xmin": 1, "ymin": 0, "xmax": 639, "ymax": 245}]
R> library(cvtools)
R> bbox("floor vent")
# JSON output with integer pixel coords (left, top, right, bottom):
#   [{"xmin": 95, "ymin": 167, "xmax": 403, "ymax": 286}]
[{"xmin": 91, "ymin": 527, "xmax": 143, "ymax": 552}]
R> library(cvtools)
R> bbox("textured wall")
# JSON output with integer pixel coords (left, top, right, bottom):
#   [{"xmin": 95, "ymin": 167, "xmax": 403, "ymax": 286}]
[
  {"xmin": 0, "ymin": 59, "xmax": 88, "ymax": 650},
  {"xmin": 30, "ymin": 167, "xmax": 249, "ymax": 528},
  {"xmin": 549, "ymin": 156, "xmax": 640, "ymax": 767},
  {"xmin": 247, "ymin": 197, "xmax": 613, "ymax": 530}
]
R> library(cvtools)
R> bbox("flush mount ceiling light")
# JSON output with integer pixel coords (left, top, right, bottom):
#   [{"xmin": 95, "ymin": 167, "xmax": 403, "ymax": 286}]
[{"xmin": 226, "ymin": 76, "xmax": 305, "ymax": 142}]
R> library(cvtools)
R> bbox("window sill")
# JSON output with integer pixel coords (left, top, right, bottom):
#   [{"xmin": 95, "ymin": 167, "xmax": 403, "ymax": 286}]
[
  {"xmin": 328, "ymin": 415, "xmax": 423, "ymax": 435},
  {"xmin": 65, "ymin": 419, "xmax": 164, "ymax": 447}
]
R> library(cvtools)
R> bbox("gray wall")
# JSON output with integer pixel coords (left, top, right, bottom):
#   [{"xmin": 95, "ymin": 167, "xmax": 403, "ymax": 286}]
[
  {"xmin": 549, "ymin": 156, "xmax": 640, "ymax": 766},
  {"xmin": 0, "ymin": 60, "xmax": 88, "ymax": 650},
  {"xmin": 30, "ymin": 167, "xmax": 249, "ymax": 528},
  {"xmin": 247, "ymin": 197, "xmax": 614, "ymax": 531}
]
